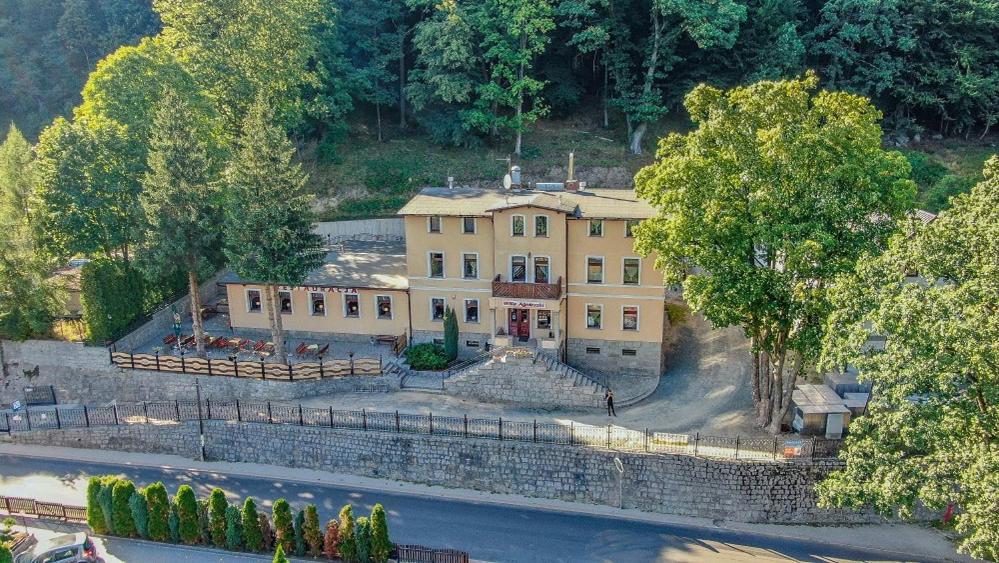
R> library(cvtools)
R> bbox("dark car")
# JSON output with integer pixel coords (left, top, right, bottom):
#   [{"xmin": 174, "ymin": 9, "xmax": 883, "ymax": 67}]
[{"xmin": 14, "ymin": 532, "xmax": 99, "ymax": 563}]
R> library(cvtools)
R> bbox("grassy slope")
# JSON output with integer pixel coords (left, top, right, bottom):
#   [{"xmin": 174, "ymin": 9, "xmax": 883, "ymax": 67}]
[{"xmin": 300, "ymin": 110, "xmax": 996, "ymax": 220}]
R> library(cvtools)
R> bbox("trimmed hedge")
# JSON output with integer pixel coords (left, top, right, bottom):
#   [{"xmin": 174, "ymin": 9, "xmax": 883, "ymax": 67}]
[
  {"xmin": 79, "ymin": 257, "xmax": 145, "ymax": 343},
  {"xmin": 111, "ymin": 480, "xmax": 136, "ymax": 537},
  {"xmin": 404, "ymin": 343, "xmax": 448, "ymax": 370},
  {"xmin": 145, "ymin": 482, "xmax": 170, "ymax": 541},
  {"xmin": 174, "ymin": 485, "xmax": 200, "ymax": 544}
]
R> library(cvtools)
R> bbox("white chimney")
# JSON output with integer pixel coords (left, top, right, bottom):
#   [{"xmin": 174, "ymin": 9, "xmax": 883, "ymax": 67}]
[
  {"xmin": 565, "ymin": 152, "xmax": 580, "ymax": 191},
  {"xmin": 447, "ymin": 176, "xmax": 454, "ymax": 189}
]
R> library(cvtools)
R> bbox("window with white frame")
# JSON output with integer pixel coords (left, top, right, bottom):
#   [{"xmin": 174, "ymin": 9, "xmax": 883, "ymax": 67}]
[
  {"xmin": 622, "ymin": 305, "xmax": 639, "ymax": 330},
  {"xmin": 536, "ymin": 310, "xmax": 551, "ymax": 329},
  {"xmin": 343, "ymin": 294, "xmax": 360, "ymax": 318},
  {"xmin": 464, "ymin": 299, "xmax": 479, "ymax": 323},
  {"xmin": 462, "ymin": 253, "xmax": 478, "ymax": 279},
  {"xmin": 279, "ymin": 290, "xmax": 293, "ymax": 314},
  {"xmin": 511, "ymin": 255, "xmax": 527, "ymax": 282},
  {"xmin": 511, "ymin": 214, "xmax": 526, "ymax": 237},
  {"xmin": 586, "ymin": 256, "xmax": 604, "ymax": 284},
  {"xmin": 431, "ymin": 298, "xmax": 446, "ymax": 321},
  {"xmin": 376, "ymin": 295, "xmax": 392, "ymax": 319},
  {"xmin": 429, "ymin": 252, "xmax": 445, "ymax": 278},
  {"xmin": 586, "ymin": 304, "xmax": 602, "ymax": 329},
  {"xmin": 428, "ymin": 216, "xmax": 442, "ymax": 233},
  {"xmin": 246, "ymin": 289, "xmax": 262, "ymax": 312},
  {"xmin": 625, "ymin": 219, "xmax": 641, "ymax": 237},
  {"xmin": 533, "ymin": 256, "xmax": 550, "ymax": 283},
  {"xmin": 534, "ymin": 215, "xmax": 548, "ymax": 237},
  {"xmin": 623, "ymin": 257, "xmax": 641, "ymax": 285},
  {"xmin": 462, "ymin": 217, "xmax": 476, "ymax": 234},
  {"xmin": 310, "ymin": 292, "xmax": 326, "ymax": 316},
  {"xmin": 588, "ymin": 219, "xmax": 603, "ymax": 236}
]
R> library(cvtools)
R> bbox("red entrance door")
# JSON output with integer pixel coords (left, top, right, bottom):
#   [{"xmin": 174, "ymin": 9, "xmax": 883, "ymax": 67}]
[{"xmin": 508, "ymin": 309, "xmax": 530, "ymax": 340}]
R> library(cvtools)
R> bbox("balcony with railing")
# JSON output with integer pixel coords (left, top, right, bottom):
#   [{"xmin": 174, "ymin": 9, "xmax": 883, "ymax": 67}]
[{"xmin": 492, "ymin": 275, "xmax": 563, "ymax": 300}]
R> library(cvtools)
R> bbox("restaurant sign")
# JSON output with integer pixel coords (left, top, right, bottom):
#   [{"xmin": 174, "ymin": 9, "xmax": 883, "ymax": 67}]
[
  {"xmin": 497, "ymin": 299, "xmax": 547, "ymax": 309},
  {"xmin": 280, "ymin": 285, "xmax": 359, "ymax": 293}
]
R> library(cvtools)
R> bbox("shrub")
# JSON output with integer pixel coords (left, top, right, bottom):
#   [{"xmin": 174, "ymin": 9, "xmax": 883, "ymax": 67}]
[
  {"xmin": 338, "ymin": 505, "xmax": 356, "ymax": 562},
  {"xmin": 225, "ymin": 505, "xmax": 243, "ymax": 551},
  {"xmin": 370, "ymin": 504, "xmax": 390, "ymax": 563},
  {"xmin": 145, "ymin": 482, "xmax": 170, "ymax": 541},
  {"xmin": 322, "ymin": 519, "xmax": 340, "ymax": 559},
  {"xmin": 98, "ymin": 477, "xmax": 116, "ymax": 533},
  {"xmin": 208, "ymin": 488, "xmax": 228, "ymax": 547},
  {"xmin": 80, "ymin": 257, "xmax": 146, "ymax": 342},
  {"xmin": 241, "ymin": 497, "xmax": 263, "ymax": 552},
  {"xmin": 86, "ymin": 477, "xmax": 107, "ymax": 534},
  {"xmin": 259, "ymin": 513, "xmax": 274, "ymax": 552},
  {"xmin": 174, "ymin": 485, "xmax": 200, "ymax": 544},
  {"xmin": 197, "ymin": 498, "xmax": 211, "ymax": 544},
  {"xmin": 403, "ymin": 343, "xmax": 448, "ymax": 370},
  {"xmin": 168, "ymin": 503, "xmax": 180, "ymax": 543},
  {"xmin": 273, "ymin": 544, "xmax": 289, "ymax": 563},
  {"xmin": 293, "ymin": 508, "xmax": 306, "ymax": 556},
  {"xmin": 128, "ymin": 490, "xmax": 149, "ymax": 538},
  {"xmin": 111, "ymin": 479, "xmax": 136, "ymax": 537},
  {"xmin": 0, "ymin": 544, "xmax": 11, "ymax": 563},
  {"xmin": 443, "ymin": 307, "xmax": 458, "ymax": 361},
  {"xmin": 355, "ymin": 516, "xmax": 371, "ymax": 563},
  {"xmin": 272, "ymin": 498, "xmax": 294, "ymax": 554},
  {"xmin": 303, "ymin": 504, "xmax": 322, "ymax": 556}
]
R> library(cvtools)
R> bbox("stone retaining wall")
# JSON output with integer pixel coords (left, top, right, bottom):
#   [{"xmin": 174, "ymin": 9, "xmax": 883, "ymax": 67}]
[
  {"xmin": 2, "ymin": 420, "xmax": 878, "ymax": 525},
  {"xmin": 1, "ymin": 339, "xmax": 398, "ymax": 406},
  {"xmin": 444, "ymin": 351, "xmax": 604, "ymax": 409},
  {"xmin": 113, "ymin": 272, "xmax": 224, "ymax": 351}
]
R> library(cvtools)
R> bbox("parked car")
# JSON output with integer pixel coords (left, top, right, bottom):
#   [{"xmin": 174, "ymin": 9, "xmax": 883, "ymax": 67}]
[{"xmin": 14, "ymin": 532, "xmax": 98, "ymax": 563}]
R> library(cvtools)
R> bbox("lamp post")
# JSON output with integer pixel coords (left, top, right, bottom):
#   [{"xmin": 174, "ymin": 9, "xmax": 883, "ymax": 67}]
[{"xmin": 172, "ymin": 305, "xmax": 182, "ymax": 352}]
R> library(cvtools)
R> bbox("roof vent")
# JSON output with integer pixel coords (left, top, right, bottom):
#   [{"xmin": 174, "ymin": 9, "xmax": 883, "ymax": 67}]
[{"xmin": 510, "ymin": 166, "xmax": 522, "ymax": 190}]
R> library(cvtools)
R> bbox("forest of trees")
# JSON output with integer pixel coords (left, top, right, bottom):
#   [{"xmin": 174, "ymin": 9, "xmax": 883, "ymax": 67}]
[{"xmin": 3, "ymin": 0, "xmax": 998, "ymax": 154}]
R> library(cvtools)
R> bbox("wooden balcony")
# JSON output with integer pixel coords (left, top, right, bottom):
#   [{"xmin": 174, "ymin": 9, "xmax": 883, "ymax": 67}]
[{"xmin": 492, "ymin": 275, "xmax": 562, "ymax": 300}]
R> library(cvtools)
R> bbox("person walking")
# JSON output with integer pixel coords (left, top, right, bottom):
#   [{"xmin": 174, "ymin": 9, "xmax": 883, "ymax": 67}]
[{"xmin": 605, "ymin": 388, "xmax": 617, "ymax": 417}]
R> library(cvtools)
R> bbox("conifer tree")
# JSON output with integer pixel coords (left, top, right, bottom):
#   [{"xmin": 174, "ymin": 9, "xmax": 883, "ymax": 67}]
[
  {"xmin": 271, "ymin": 498, "xmax": 295, "ymax": 554},
  {"xmin": 85, "ymin": 477, "xmax": 107, "ymax": 534},
  {"xmin": 128, "ymin": 490, "xmax": 149, "ymax": 538},
  {"xmin": 111, "ymin": 480, "xmax": 137, "ymax": 537},
  {"xmin": 140, "ymin": 89, "xmax": 225, "ymax": 358},
  {"xmin": 272, "ymin": 544, "xmax": 289, "ymax": 563},
  {"xmin": 208, "ymin": 488, "xmax": 228, "ymax": 547},
  {"xmin": 241, "ymin": 497, "xmax": 263, "ymax": 552},
  {"xmin": 355, "ymin": 516, "xmax": 371, "ymax": 563},
  {"xmin": 337, "ymin": 505, "xmax": 357, "ymax": 562},
  {"xmin": 443, "ymin": 306, "xmax": 458, "ymax": 361},
  {"xmin": 145, "ymin": 482, "xmax": 171, "ymax": 542},
  {"xmin": 174, "ymin": 485, "xmax": 200, "ymax": 544},
  {"xmin": 370, "ymin": 504, "xmax": 391, "ymax": 563},
  {"xmin": 322, "ymin": 519, "xmax": 340, "ymax": 559},
  {"xmin": 225, "ymin": 505, "xmax": 243, "ymax": 551},
  {"xmin": 302, "ymin": 504, "xmax": 322, "ymax": 556},
  {"xmin": 293, "ymin": 508, "xmax": 306, "ymax": 556},
  {"xmin": 223, "ymin": 95, "xmax": 324, "ymax": 363}
]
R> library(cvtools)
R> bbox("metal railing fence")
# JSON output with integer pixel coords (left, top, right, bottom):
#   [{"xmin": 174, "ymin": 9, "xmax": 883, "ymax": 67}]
[{"xmin": 0, "ymin": 400, "xmax": 828, "ymax": 461}]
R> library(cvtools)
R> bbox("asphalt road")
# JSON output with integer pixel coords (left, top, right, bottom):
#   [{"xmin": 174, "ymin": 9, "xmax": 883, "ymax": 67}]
[{"xmin": 0, "ymin": 454, "xmax": 936, "ymax": 562}]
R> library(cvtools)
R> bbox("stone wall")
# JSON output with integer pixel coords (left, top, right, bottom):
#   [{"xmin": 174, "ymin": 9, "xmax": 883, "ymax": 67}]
[
  {"xmin": 1, "ymin": 339, "xmax": 398, "ymax": 406},
  {"xmin": 114, "ymin": 272, "xmax": 224, "ymax": 351},
  {"xmin": 566, "ymin": 338, "xmax": 663, "ymax": 377},
  {"xmin": 0, "ymin": 421, "xmax": 199, "ymax": 458},
  {"xmin": 444, "ymin": 350, "xmax": 604, "ymax": 409},
  {"xmin": 2, "ymin": 419, "xmax": 875, "ymax": 524}
]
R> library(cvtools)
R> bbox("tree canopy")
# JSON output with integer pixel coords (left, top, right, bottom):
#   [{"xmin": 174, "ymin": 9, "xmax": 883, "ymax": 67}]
[
  {"xmin": 817, "ymin": 157, "xmax": 998, "ymax": 560},
  {"xmin": 634, "ymin": 73, "xmax": 915, "ymax": 431}
]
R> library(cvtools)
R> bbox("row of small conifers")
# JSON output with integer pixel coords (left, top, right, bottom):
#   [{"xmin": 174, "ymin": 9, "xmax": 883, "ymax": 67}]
[{"xmin": 86, "ymin": 475, "xmax": 391, "ymax": 562}]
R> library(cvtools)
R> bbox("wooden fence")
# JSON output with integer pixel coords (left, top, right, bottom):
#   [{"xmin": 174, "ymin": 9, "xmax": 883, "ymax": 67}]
[
  {"xmin": 110, "ymin": 351, "xmax": 382, "ymax": 381},
  {"xmin": 397, "ymin": 544, "xmax": 470, "ymax": 563},
  {"xmin": 1, "ymin": 496, "xmax": 88, "ymax": 522}
]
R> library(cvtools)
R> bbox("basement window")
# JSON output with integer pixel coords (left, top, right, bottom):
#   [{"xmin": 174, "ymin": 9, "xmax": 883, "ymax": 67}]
[
  {"xmin": 622, "ymin": 349, "xmax": 637, "ymax": 357},
  {"xmin": 466, "ymin": 340, "xmax": 480, "ymax": 348},
  {"xmin": 586, "ymin": 347, "xmax": 601, "ymax": 355}
]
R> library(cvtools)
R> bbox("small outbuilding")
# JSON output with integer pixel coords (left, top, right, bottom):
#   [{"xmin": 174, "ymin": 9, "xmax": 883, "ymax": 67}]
[{"xmin": 791, "ymin": 384, "xmax": 852, "ymax": 439}]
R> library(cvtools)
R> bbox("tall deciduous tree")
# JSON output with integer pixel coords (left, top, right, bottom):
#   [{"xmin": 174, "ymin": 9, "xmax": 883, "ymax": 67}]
[
  {"xmin": 34, "ymin": 117, "xmax": 144, "ymax": 262},
  {"xmin": 0, "ymin": 125, "xmax": 61, "ymax": 339},
  {"xmin": 634, "ymin": 74, "xmax": 915, "ymax": 432},
  {"xmin": 223, "ymin": 96, "xmax": 324, "ymax": 363},
  {"xmin": 140, "ymin": 90, "xmax": 225, "ymax": 358},
  {"xmin": 155, "ymin": 0, "xmax": 327, "ymax": 132},
  {"xmin": 817, "ymin": 157, "xmax": 999, "ymax": 561}
]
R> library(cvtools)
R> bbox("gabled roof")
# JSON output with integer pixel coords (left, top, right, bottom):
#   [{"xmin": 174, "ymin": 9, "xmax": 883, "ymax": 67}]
[{"xmin": 485, "ymin": 192, "xmax": 577, "ymax": 214}]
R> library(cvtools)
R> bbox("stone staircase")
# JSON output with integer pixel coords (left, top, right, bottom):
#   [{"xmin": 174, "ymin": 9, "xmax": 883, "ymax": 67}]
[{"xmin": 443, "ymin": 348, "xmax": 605, "ymax": 409}]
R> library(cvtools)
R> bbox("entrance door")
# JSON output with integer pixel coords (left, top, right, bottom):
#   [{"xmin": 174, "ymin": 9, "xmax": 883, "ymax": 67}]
[{"xmin": 508, "ymin": 309, "xmax": 531, "ymax": 341}]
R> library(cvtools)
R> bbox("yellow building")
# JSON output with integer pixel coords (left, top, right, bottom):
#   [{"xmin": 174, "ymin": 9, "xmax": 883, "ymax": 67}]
[
  {"xmin": 398, "ymin": 183, "xmax": 668, "ymax": 376},
  {"xmin": 224, "ymin": 181, "xmax": 670, "ymax": 376}
]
